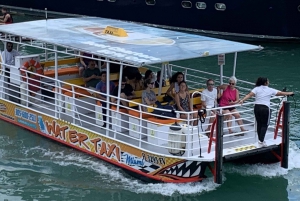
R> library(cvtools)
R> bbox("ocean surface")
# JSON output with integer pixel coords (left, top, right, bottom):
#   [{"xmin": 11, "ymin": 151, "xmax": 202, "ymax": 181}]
[{"xmin": 0, "ymin": 15, "xmax": 299, "ymax": 201}]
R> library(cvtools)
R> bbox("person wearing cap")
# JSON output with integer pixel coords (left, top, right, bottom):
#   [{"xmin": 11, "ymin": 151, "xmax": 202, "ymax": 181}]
[{"xmin": 111, "ymin": 77, "xmax": 135, "ymax": 107}]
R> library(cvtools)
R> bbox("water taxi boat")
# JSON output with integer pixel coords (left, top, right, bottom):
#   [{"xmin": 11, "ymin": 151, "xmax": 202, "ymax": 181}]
[{"xmin": 0, "ymin": 17, "xmax": 290, "ymax": 184}]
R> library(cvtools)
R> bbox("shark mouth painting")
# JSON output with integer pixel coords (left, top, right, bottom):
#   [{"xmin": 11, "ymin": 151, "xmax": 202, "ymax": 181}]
[{"xmin": 154, "ymin": 160, "xmax": 207, "ymax": 180}]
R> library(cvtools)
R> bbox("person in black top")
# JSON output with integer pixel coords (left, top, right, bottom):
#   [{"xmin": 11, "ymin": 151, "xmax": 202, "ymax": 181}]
[
  {"xmin": 155, "ymin": 71, "xmax": 166, "ymax": 88},
  {"xmin": 83, "ymin": 60, "xmax": 101, "ymax": 93},
  {"xmin": 111, "ymin": 77, "xmax": 135, "ymax": 107}
]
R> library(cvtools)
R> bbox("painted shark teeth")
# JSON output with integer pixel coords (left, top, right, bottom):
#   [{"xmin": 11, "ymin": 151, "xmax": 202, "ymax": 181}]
[
  {"xmin": 191, "ymin": 167, "xmax": 201, "ymax": 177},
  {"xmin": 183, "ymin": 169, "xmax": 190, "ymax": 177},
  {"xmin": 155, "ymin": 160, "xmax": 203, "ymax": 179}
]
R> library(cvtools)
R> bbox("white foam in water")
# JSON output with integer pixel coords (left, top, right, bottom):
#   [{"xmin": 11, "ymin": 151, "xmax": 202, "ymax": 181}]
[
  {"xmin": 287, "ymin": 141, "xmax": 300, "ymax": 170},
  {"xmin": 225, "ymin": 141, "xmax": 300, "ymax": 178},
  {"xmin": 28, "ymin": 146, "xmax": 221, "ymax": 195},
  {"xmin": 20, "ymin": 140, "xmax": 300, "ymax": 196}
]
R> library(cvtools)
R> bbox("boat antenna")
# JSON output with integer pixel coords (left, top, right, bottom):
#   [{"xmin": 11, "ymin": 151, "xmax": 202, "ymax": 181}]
[{"xmin": 45, "ymin": 8, "xmax": 48, "ymax": 21}]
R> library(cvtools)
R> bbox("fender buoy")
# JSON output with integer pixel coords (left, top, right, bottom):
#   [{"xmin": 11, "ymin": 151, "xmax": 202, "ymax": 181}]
[{"xmin": 20, "ymin": 59, "xmax": 43, "ymax": 93}]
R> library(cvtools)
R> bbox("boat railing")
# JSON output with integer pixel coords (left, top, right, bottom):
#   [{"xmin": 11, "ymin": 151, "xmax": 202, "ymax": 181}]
[
  {"xmin": 168, "ymin": 63, "xmax": 256, "ymax": 96},
  {"xmin": 0, "ymin": 62, "xmax": 285, "ymax": 160}
]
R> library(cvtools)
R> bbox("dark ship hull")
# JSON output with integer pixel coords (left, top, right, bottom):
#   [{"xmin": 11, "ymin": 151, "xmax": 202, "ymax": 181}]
[{"xmin": 3, "ymin": 0, "xmax": 300, "ymax": 40}]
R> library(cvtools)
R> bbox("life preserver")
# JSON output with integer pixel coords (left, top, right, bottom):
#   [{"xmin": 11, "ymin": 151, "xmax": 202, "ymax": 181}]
[
  {"xmin": 20, "ymin": 59, "xmax": 43, "ymax": 92},
  {"xmin": 21, "ymin": 59, "xmax": 43, "ymax": 81}
]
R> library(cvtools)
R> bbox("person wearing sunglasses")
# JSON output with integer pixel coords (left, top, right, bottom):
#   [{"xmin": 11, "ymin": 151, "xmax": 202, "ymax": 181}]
[
  {"xmin": 142, "ymin": 78, "xmax": 157, "ymax": 112},
  {"xmin": 111, "ymin": 77, "xmax": 135, "ymax": 107},
  {"xmin": 201, "ymin": 79, "xmax": 218, "ymax": 133},
  {"xmin": 218, "ymin": 76, "xmax": 247, "ymax": 135}
]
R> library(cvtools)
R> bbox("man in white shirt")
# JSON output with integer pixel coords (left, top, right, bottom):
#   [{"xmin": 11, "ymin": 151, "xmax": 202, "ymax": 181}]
[
  {"xmin": 2, "ymin": 42, "xmax": 20, "ymax": 83},
  {"xmin": 201, "ymin": 79, "xmax": 218, "ymax": 134}
]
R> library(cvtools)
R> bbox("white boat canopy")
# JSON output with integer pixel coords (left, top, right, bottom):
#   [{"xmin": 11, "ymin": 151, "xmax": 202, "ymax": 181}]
[{"xmin": 0, "ymin": 17, "xmax": 261, "ymax": 66}]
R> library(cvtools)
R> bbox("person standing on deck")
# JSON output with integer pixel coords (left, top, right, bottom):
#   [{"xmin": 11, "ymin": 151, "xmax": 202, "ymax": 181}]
[
  {"xmin": 0, "ymin": 7, "xmax": 13, "ymax": 24},
  {"xmin": 239, "ymin": 77, "xmax": 294, "ymax": 148},
  {"xmin": 96, "ymin": 71, "xmax": 116, "ymax": 128},
  {"xmin": 2, "ymin": 42, "xmax": 20, "ymax": 83}
]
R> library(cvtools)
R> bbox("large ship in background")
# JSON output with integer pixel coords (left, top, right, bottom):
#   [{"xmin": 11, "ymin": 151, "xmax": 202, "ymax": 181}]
[{"xmin": 1, "ymin": 0, "xmax": 300, "ymax": 41}]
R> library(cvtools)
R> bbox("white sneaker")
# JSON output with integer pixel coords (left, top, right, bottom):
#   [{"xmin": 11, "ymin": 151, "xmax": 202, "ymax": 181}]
[{"xmin": 258, "ymin": 141, "xmax": 267, "ymax": 148}]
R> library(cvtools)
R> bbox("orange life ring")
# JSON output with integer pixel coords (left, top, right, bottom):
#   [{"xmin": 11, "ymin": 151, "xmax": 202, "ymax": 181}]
[{"xmin": 20, "ymin": 59, "xmax": 43, "ymax": 81}]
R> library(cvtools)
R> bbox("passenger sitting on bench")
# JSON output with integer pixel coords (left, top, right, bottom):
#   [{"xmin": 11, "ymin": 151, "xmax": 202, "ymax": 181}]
[
  {"xmin": 79, "ymin": 52, "xmax": 94, "ymax": 76},
  {"xmin": 101, "ymin": 59, "xmax": 121, "ymax": 73},
  {"xmin": 111, "ymin": 77, "xmax": 135, "ymax": 107},
  {"xmin": 201, "ymin": 79, "xmax": 218, "ymax": 134},
  {"xmin": 127, "ymin": 72, "xmax": 144, "ymax": 91},
  {"xmin": 166, "ymin": 72, "xmax": 184, "ymax": 100},
  {"xmin": 83, "ymin": 60, "xmax": 101, "ymax": 94},
  {"xmin": 155, "ymin": 71, "xmax": 166, "ymax": 88},
  {"xmin": 123, "ymin": 66, "xmax": 139, "ymax": 79},
  {"xmin": 175, "ymin": 81, "xmax": 198, "ymax": 126},
  {"xmin": 95, "ymin": 71, "xmax": 116, "ymax": 127},
  {"xmin": 218, "ymin": 76, "xmax": 247, "ymax": 135},
  {"xmin": 142, "ymin": 78, "xmax": 157, "ymax": 112},
  {"xmin": 144, "ymin": 70, "xmax": 156, "ymax": 83}
]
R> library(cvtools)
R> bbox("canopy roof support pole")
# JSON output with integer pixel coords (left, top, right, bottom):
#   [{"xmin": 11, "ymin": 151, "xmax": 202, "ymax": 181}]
[
  {"xmin": 158, "ymin": 64, "xmax": 165, "ymax": 95},
  {"xmin": 105, "ymin": 58, "xmax": 110, "ymax": 136},
  {"xmin": 116, "ymin": 63, "xmax": 124, "ymax": 111},
  {"xmin": 115, "ymin": 63, "xmax": 124, "ymax": 138},
  {"xmin": 166, "ymin": 63, "xmax": 172, "ymax": 79},
  {"xmin": 45, "ymin": 43, "xmax": 48, "ymax": 62},
  {"xmin": 54, "ymin": 45, "xmax": 59, "ymax": 118},
  {"xmin": 233, "ymin": 52, "xmax": 237, "ymax": 77},
  {"xmin": 220, "ymin": 64, "xmax": 223, "ymax": 85},
  {"xmin": 2, "ymin": 36, "xmax": 7, "ymax": 99}
]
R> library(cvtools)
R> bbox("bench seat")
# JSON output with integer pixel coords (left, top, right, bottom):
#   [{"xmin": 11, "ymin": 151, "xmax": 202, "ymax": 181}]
[{"xmin": 44, "ymin": 66, "xmax": 79, "ymax": 77}]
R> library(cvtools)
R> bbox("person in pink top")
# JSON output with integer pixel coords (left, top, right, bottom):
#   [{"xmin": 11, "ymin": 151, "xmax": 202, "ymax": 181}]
[{"xmin": 218, "ymin": 76, "xmax": 247, "ymax": 135}]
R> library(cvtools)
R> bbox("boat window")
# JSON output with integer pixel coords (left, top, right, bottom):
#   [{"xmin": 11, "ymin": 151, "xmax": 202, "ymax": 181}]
[
  {"xmin": 146, "ymin": 0, "xmax": 156, "ymax": 5},
  {"xmin": 215, "ymin": 3, "xmax": 226, "ymax": 11},
  {"xmin": 196, "ymin": 2, "xmax": 206, "ymax": 9},
  {"xmin": 182, "ymin": 1, "xmax": 192, "ymax": 8}
]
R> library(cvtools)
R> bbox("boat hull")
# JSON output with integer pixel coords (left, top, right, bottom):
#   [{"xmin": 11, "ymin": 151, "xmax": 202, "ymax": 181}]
[
  {"xmin": 3, "ymin": 0, "xmax": 300, "ymax": 40},
  {"xmin": 0, "ymin": 99, "xmax": 207, "ymax": 183}
]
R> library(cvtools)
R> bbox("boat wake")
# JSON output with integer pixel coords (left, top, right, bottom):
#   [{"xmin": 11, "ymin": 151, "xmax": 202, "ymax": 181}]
[
  {"xmin": 0, "ymin": 131, "xmax": 298, "ymax": 197},
  {"xmin": 36, "ymin": 147, "xmax": 221, "ymax": 196},
  {"xmin": 225, "ymin": 141, "xmax": 300, "ymax": 178}
]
